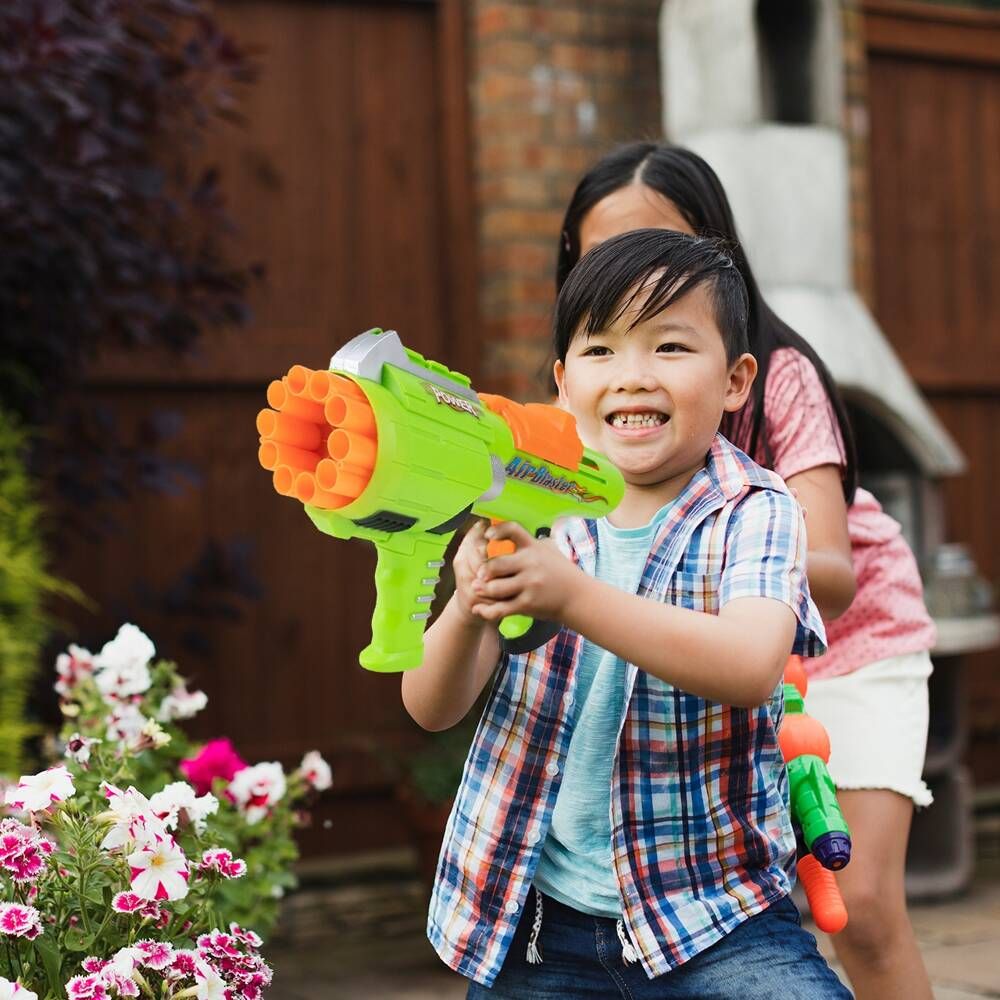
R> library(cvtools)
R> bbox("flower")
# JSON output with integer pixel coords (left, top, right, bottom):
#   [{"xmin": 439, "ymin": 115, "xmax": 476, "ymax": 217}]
[
  {"xmin": 197, "ymin": 848, "xmax": 246, "ymax": 879},
  {"xmin": 104, "ymin": 702, "xmax": 148, "ymax": 746},
  {"xmin": 55, "ymin": 644, "xmax": 95, "ymax": 699},
  {"xmin": 157, "ymin": 683, "xmax": 208, "ymax": 722},
  {"xmin": 4, "ymin": 765, "xmax": 75, "ymax": 812},
  {"xmin": 132, "ymin": 718, "xmax": 170, "ymax": 752},
  {"xmin": 133, "ymin": 939, "xmax": 174, "ymax": 970},
  {"xmin": 93, "ymin": 624, "xmax": 155, "ymax": 701},
  {"xmin": 0, "ymin": 819, "xmax": 54, "ymax": 883},
  {"xmin": 64, "ymin": 733, "xmax": 101, "ymax": 766},
  {"xmin": 0, "ymin": 979, "xmax": 38, "ymax": 1000},
  {"xmin": 127, "ymin": 834, "xmax": 189, "ymax": 901},
  {"xmin": 299, "ymin": 750, "xmax": 333, "ymax": 791},
  {"xmin": 99, "ymin": 783, "xmax": 167, "ymax": 851},
  {"xmin": 180, "ymin": 739, "xmax": 247, "ymax": 797},
  {"xmin": 111, "ymin": 892, "xmax": 145, "ymax": 914},
  {"xmin": 64, "ymin": 975, "xmax": 109, "ymax": 1000},
  {"xmin": 193, "ymin": 962, "xmax": 227, "ymax": 1000},
  {"xmin": 228, "ymin": 762, "xmax": 286, "ymax": 825},
  {"xmin": 148, "ymin": 782, "xmax": 218, "ymax": 834},
  {"xmin": 166, "ymin": 950, "xmax": 200, "ymax": 979},
  {"xmin": 0, "ymin": 903, "xmax": 42, "ymax": 939}
]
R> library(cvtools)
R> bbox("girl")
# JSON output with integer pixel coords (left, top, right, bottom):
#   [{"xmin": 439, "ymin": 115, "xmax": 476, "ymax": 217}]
[{"xmin": 556, "ymin": 141, "xmax": 936, "ymax": 1000}]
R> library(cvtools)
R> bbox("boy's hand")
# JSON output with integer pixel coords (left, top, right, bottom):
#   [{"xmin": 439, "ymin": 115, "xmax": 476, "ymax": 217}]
[
  {"xmin": 471, "ymin": 521, "xmax": 578, "ymax": 623},
  {"xmin": 451, "ymin": 519, "xmax": 492, "ymax": 624}
]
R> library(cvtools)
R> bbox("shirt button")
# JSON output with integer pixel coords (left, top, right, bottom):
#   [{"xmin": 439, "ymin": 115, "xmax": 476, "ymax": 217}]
[
  {"xmin": 527, "ymin": 827, "xmax": 541, "ymax": 845},
  {"xmin": 546, "ymin": 761, "xmax": 559, "ymax": 777},
  {"xmin": 563, "ymin": 693, "xmax": 574, "ymax": 708},
  {"xmin": 504, "ymin": 899, "xmax": 519, "ymax": 915}
]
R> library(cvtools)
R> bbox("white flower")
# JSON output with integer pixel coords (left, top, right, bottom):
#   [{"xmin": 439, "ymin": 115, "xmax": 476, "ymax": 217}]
[
  {"xmin": 99, "ymin": 783, "xmax": 168, "ymax": 851},
  {"xmin": 105, "ymin": 702, "xmax": 148, "ymax": 745},
  {"xmin": 64, "ymin": 734, "xmax": 101, "ymax": 766},
  {"xmin": 299, "ymin": 750, "xmax": 332, "ymax": 791},
  {"xmin": 54, "ymin": 644, "xmax": 94, "ymax": 699},
  {"xmin": 149, "ymin": 782, "xmax": 218, "ymax": 835},
  {"xmin": 4, "ymin": 766, "xmax": 74, "ymax": 813},
  {"xmin": 157, "ymin": 684, "xmax": 208, "ymax": 722},
  {"xmin": 194, "ymin": 961, "xmax": 227, "ymax": 1000},
  {"xmin": 228, "ymin": 762, "xmax": 286, "ymax": 825},
  {"xmin": 127, "ymin": 834, "xmax": 189, "ymax": 901},
  {"xmin": 0, "ymin": 978, "xmax": 38, "ymax": 1000},
  {"xmin": 137, "ymin": 719, "xmax": 170, "ymax": 750},
  {"xmin": 93, "ymin": 624, "xmax": 154, "ymax": 701}
]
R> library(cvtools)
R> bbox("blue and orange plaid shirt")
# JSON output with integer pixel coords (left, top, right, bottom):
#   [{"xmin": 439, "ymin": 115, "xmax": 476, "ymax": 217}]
[{"xmin": 427, "ymin": 434, "xmax": 826, "ymax": 985}]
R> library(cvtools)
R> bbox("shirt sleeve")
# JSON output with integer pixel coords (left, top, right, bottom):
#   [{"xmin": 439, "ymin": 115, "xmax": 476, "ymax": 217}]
[
  {"xmin": 719, "ymin": 488, "xmax": 827, "ymax": 658},
  {"xmin": 765, "ymin": 349, "xmax": 847, "ymax": 482}
]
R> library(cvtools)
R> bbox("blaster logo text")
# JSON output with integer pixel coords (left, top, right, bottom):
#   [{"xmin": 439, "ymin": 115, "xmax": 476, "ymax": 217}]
[
  {"xmin": 424, "ymin": 382, "xmax": 480, "ymax": 418},
  {"xmin": 505, "ymin": 458, "xmax": 604, "ymax": 504}
]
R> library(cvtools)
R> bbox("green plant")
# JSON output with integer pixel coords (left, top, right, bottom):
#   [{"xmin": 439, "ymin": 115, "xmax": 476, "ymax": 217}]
[
  {"xmin": 0, "ymin": 411, "xmax": 83, "ymax": 776},
  {"xmin": 406, "ymin": 722, "xmax": 476, "ymax": 806}
]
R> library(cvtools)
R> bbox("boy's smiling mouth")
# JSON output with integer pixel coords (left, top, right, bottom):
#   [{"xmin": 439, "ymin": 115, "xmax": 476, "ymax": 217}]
[{"xmin": 606, "ymin": 409, "xmax": 669, "ymax": 431}]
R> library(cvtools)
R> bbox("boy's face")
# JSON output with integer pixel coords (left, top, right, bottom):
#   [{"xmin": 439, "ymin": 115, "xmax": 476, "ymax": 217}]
[{"xmin": 553, "ymin": 281, "xmax": 756, "ymax": 499}]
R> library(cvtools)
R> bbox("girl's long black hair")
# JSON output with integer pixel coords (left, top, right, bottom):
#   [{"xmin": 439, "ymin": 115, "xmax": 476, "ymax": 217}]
[{"xmin": 556, "ymin": 141, "xmax": 858, "ymax": 502}]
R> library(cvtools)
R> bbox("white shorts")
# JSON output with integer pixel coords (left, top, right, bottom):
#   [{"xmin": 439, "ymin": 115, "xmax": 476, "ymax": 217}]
[{"xmin": 804, "ymin": 651, "xmax": 934, "ymax": 808}]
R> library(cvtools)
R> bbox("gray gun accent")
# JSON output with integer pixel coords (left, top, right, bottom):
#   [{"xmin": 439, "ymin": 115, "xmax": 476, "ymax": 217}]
[
  {"xmin": 477, "ymin": 454, "xmax": 507, "ymax": 503},
  {"xmin": 329, "ymin": 328, "xmax": 479, "ymax": 403}
]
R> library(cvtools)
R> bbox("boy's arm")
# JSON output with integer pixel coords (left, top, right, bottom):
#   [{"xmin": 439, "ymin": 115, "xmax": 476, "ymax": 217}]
[
  {"xmin": 474, "ymin": 491, "xmax": 819, "ymax": 707},
  {"xmin": 401, "ymin": 521, "xmax": 501, "ymax": 732}
]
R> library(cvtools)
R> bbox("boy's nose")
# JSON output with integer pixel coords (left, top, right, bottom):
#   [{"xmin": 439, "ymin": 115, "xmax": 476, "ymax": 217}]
[{"xmin": 612, "ymin": 360, "xmax": 658, "ymax": 393}]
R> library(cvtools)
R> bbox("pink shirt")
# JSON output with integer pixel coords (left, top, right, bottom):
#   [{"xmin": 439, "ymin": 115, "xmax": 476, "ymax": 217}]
[{"xmin": 727, "ymin": 348, "xmax": 936, "ymax": 679}]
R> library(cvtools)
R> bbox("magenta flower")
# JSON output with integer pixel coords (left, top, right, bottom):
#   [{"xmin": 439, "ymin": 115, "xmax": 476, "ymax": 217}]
[
  {"xmin": 64, "ymin": 974, "xmax": 109, "ymax": 1000},
  {"xmin": 0, "ymin": 820, "xmax": 54, "ymax": 883},
  {"xmin": 110, "ymin": 892, "xmax": 144, "ymax": 914},
  {"xmin": 133, "ymin": 939, "xmax": 174, "ymax": 970},
  {"xmin": 198, "ymin": 848, "xmax": 247, "ymax": 880},
  {"xmin": 0, "ymin": 903, "xmax": 42, "ymax": 940},
  {"xmin": 180, "ymin": 739, "xmax": 247, "ymax": 796}
]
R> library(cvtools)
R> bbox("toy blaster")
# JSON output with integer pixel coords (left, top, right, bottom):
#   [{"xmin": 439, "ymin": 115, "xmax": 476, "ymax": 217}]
[
  {"xmin": 256, "ymin": 328, "xmax": 625, "ymax": 673},
  {"xmin": 781, "ymin": 656, "xmax": 852, "ymax": 935}
]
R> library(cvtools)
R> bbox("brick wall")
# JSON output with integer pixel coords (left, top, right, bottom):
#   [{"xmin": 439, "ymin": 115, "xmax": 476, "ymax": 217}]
[{"xmin": 470, "ymin": 0, "xmax": 663, "ymax": 398}]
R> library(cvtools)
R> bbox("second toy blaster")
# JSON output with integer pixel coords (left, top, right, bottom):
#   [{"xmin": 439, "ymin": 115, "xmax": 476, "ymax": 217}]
[{"xmin": 256, "ymin": 328, "xmax": 625, "ymax": 672}]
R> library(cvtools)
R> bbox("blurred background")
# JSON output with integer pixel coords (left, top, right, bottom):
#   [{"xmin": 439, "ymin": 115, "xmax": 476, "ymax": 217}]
[{"xmin": 1, "ymin": 0, "xmax": 998, "ymax": 991}]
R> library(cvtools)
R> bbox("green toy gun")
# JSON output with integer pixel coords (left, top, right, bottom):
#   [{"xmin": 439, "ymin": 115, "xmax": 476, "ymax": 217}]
[
  {"xmin": 256, "ymin": 328, "xmax": 625, "ymax": 672},
  {"xmin": 781, "ymin": 656, "xmax": 852, "ymax": 934}
]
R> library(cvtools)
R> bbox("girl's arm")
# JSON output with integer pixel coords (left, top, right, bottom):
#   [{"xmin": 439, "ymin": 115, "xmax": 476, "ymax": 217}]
[
  {"xmin": 472, "ymin": 523, "xmax": 798, "ymax": 708},
  {"xmin": 401, "ymin": 521, "xmax": 501, "ymax": 732},
  {"xmin": 784, "ymin": 464, "xmax": 856, "ymax": 620}
]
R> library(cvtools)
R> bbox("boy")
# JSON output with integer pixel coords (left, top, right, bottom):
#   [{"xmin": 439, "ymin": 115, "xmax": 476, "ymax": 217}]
[{"xmin": 402, "ymin": 230, "xmax": 850, "ymax": 997}]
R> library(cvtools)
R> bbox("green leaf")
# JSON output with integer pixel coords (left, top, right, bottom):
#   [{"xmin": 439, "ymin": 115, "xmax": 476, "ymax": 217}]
[
  {"xmin": 64, "ymin": 926, "xmax": 94, "ymax": 952},
  {"xmin": 33, "ymin": 936, "xmax": 64, "ymax": 990}
]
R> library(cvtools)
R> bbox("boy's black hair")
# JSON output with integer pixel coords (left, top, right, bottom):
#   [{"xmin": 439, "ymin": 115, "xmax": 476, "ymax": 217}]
[
  {"xmin": 554, "ymin": 229, "xmax": 749, "ymax": 365},
  {"xmin": 556, "ymin": 141, "xmax": 858, "ymax": 502}
]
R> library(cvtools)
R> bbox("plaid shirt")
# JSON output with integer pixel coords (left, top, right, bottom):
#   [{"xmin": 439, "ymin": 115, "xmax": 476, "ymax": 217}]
[{"xmin": 427, "ymin": 434, "xmax": 826, "ymax": 985}]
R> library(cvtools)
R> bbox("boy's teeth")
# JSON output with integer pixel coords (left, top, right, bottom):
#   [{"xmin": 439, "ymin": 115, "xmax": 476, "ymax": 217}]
[{"xmin": 611, "ymin": 412, "xmax": 666, "ymax": 428}]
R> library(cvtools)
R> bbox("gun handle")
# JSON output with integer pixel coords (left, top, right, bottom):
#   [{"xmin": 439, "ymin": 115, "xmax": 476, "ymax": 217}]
[
  {"xmin": 798, "ymin": 854, "xmax": 848, "ymax": 935},
  {"xmin": 360, "ymin": 533, "xmax": 449, "ymax": 672},
  {"xmin": 486, "ymin": 519, "xmax": 561, "ymax": 653}
]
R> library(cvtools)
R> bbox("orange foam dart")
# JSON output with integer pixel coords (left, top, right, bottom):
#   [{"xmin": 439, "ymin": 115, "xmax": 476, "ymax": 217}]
[
  {"xmin": 292, "ymin": 470, "xmax": 350, "ymax": 510},
  {"xmin": 286, "ymin": 364, "xmax": 314, "ymax": 396},
  {"xmin": 325, "ymin": 394, "xmax": 377, "ymax": 438},
  {"xmin": 272, "ymin": 467, "xmax": 296, "ymax": 497},
  {"xmin": 258, "ymin": 440, "xmax": 320, "ymax": 473},
  {"xmin": 479, "ymin": 395, "xmax": 584, "ymax": 470},
  {"xmin": 267, "ymin": 378, "xmax": 325, "ymax": 423},
  {"xmin": 784, "ymin": 654, "xmax": 808, "ymax": 698},
  {"xmin": 328, "ymin": 429, "xmax": 377, "ymax": 470},
  {"xmin": 309, "ymin": 369, "xmax": 368, "ymax": 403},
  {"xmin": 256, "ymin": 409, "xmax": 323, "ymax": 451},
  {"xmin": 798, "ymin": 854, "xmax": 848, "ymax": 934},
  {"xmin": 778, "ymin": 713, "xmax": 831, "ymax": 764}
]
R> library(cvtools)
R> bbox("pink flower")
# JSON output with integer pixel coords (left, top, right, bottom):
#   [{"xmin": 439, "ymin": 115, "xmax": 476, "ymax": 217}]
[
  {"xmin": 133, "ymin": 939, "xmax": 174, "ymax": 970},
  {"xmin": 0, "ymin": 903, "xmax": 42, "ymax": 939},
  {"xmin": 166, "ymin": 950, "xmax": 199, "ymax": 979},
  {"xmin": 4, "ymin": 766, "xmax": 74, "ymax": 813},
  {"xmin": 0, "ymin": 820, "xmax": 54, "ymax": 883},
  {"xmin": 80, "ymin": 959, "xmax": 107, "ymax": 974},
  {"xmin": 298, "ymin": 750, "xmax": 333, "ymax": 792},
  {"xmin": 55, "ymin": 644, "xmax": 95, "ymax": 699},
  {"xmin": 227, "ymin": 762, "xmax": 286, "ymax": 825},
  {"xmin": 110, "ymin": 892, "xmax": 145, "ymax": 914},
  {"xmin": 198, "ymin": 848, "xmax": 247, "ymax": 880},
  {"xmin": 127, "ymin": 834, "xmax": 189, "ymax": 901},
  {"xmin": 180, "ymin": 739, "xmax": 247, "ymax": 797},
  {"xmin": 64, "ymin": 734, "xmax": 101, "ymax": 767},
  {"xmin": 64, "ymin": 975, "xmax": 109, "ymax": 1000}
]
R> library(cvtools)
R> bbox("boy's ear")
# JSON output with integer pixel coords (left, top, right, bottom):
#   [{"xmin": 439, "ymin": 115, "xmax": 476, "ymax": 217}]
[
  {"xmin": 723, "ymin": 353, "xmax": 757, "ymax": 413},
  {"xmin": 553, "ymin": 359, "xmax": 568, "ymax": 406}
]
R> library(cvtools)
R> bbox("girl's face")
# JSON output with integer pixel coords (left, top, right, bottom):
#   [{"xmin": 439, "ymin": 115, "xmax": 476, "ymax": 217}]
[{"xmin": 578, "ymin": 184, "xmax": 695, "ymax": 257}]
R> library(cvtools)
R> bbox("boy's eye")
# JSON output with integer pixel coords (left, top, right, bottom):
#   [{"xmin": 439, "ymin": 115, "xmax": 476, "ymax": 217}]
[
  {"xmin": 581, "ymin": 345, "xmax": 611, "ymax": 357},
  {"xmin": 657, "ymin": 342, "xmax": 689, "ymax": 354}
]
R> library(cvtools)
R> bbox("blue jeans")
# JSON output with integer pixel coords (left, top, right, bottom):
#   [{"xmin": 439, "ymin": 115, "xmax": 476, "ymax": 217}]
[{"xmin": 466, "ymin": 891, "xmax": 852, "ymax": 999}]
